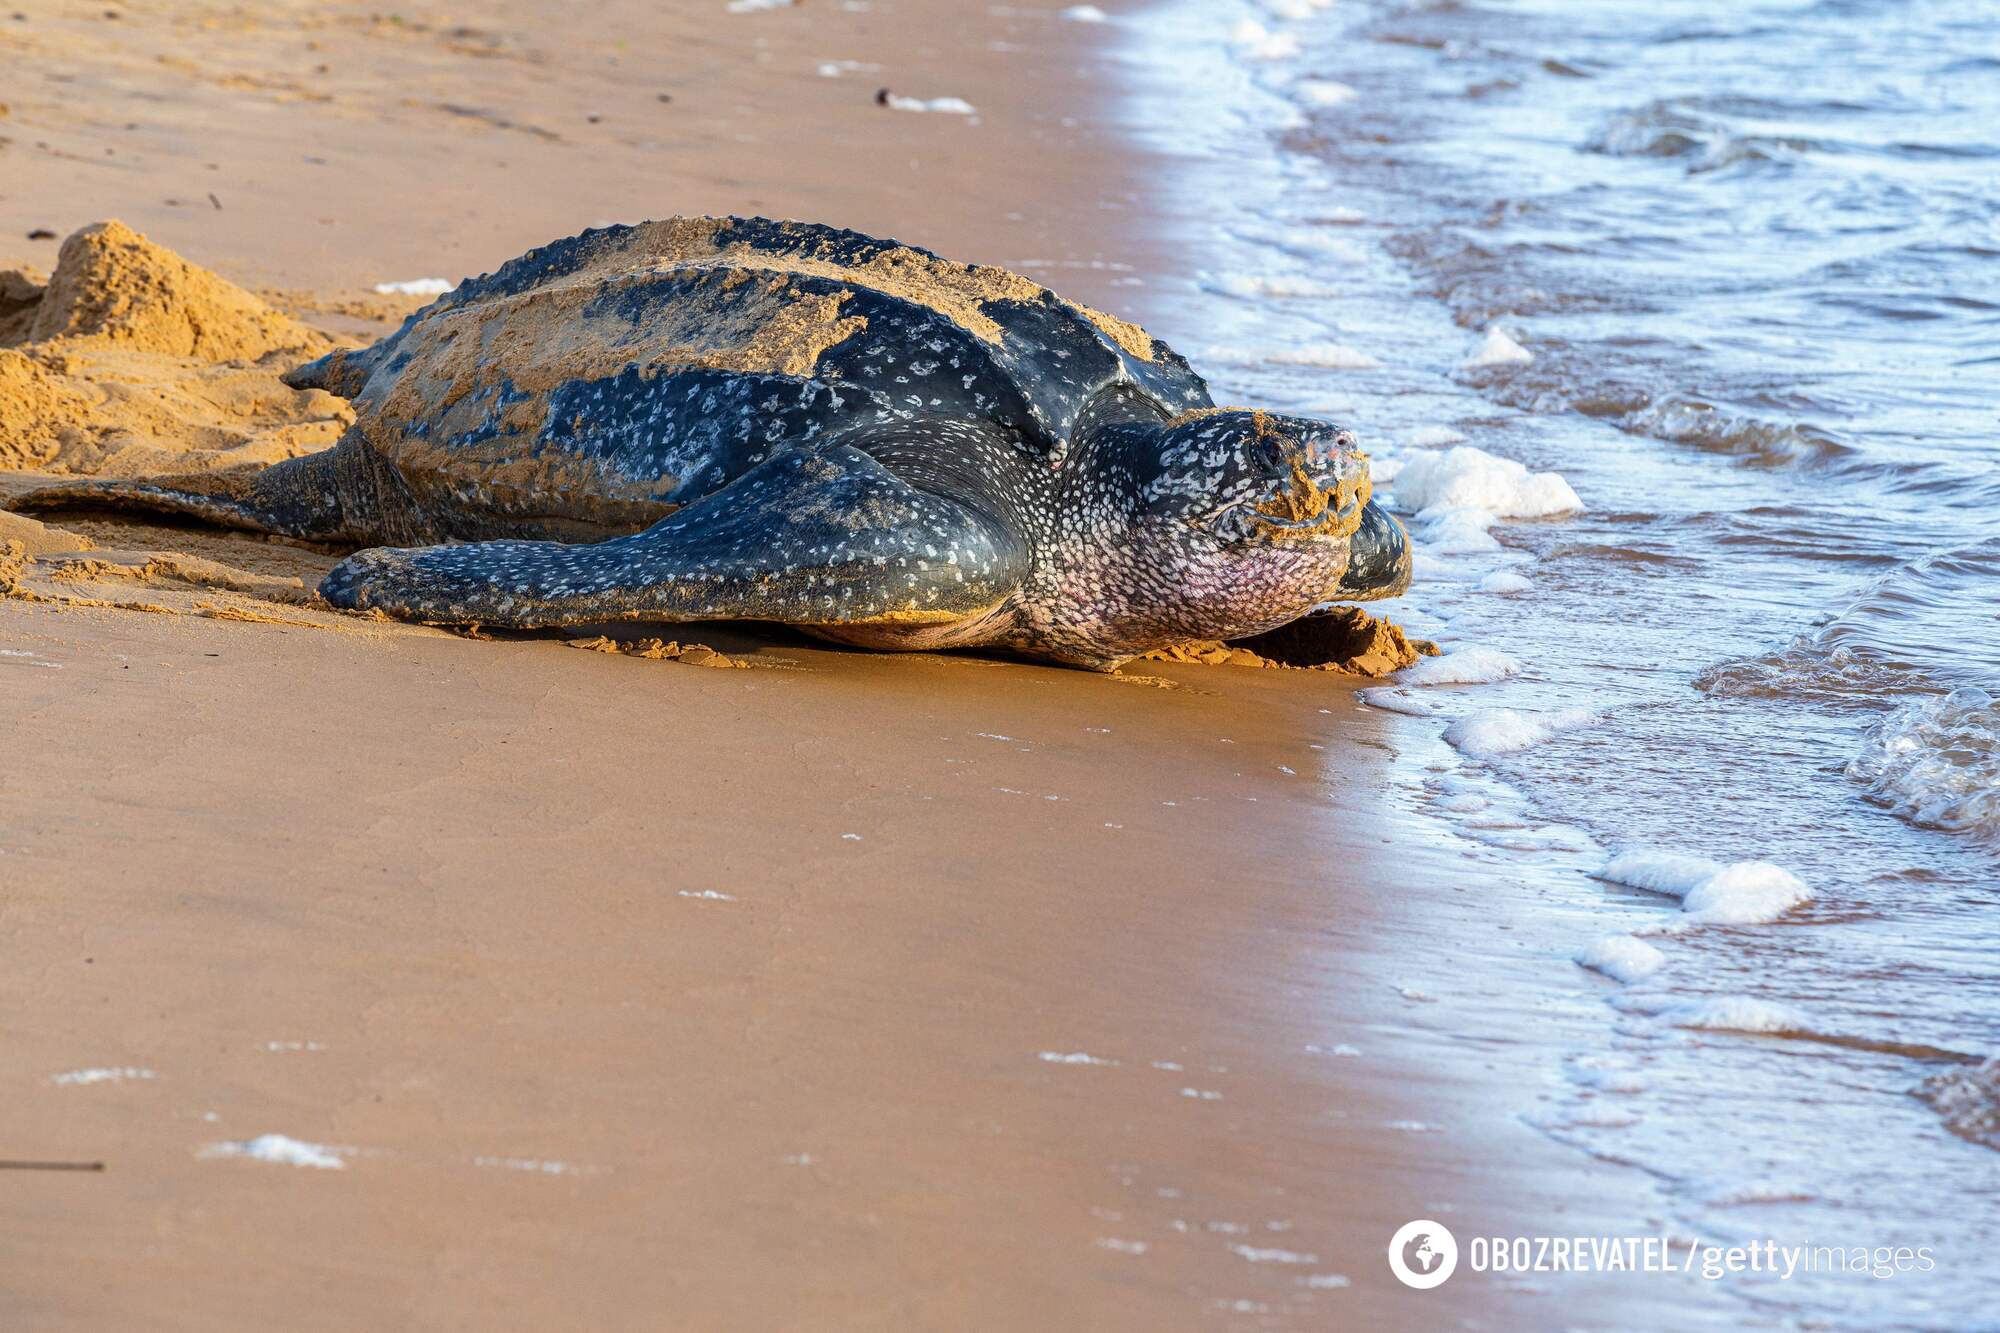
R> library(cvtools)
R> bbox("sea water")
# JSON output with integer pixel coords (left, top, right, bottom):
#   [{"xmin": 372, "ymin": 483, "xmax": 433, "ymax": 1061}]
[{"xmin": 1108, "ymin": 0, "xmax": 2000, "ymax": 1322}]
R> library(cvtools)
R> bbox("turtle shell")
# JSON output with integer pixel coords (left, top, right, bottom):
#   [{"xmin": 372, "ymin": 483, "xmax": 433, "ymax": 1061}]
[{"xmin": 291, "ymin": 217, "xmax": 1213, "ymax": 530}]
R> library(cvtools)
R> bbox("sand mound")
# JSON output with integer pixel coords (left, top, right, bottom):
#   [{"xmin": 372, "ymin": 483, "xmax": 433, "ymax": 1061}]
[
  {"xmin": 24, "ymin": 221, "xmax": 325, "ymax": 361},
  {"xmin": 0, "ymin": 221, "xmax": 354, "ymax": 479},
  {"xmin": 1152, "ymin": 607, "xmax": 1440, "ymax": 676}
]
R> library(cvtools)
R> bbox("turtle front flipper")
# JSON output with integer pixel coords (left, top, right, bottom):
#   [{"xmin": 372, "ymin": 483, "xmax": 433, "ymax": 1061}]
[
  {"xmin": 12, "ymin": 431, "xmax": 436, "ymax": 545},
  {"xmin": 319, "ymin": 443, "xmax": 1030, "ymax": 641}
]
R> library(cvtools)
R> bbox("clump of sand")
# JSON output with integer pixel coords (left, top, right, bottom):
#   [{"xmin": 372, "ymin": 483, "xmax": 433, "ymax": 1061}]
[
  {"xmin": 566, "ymin": 635, "xmax": 749, "ymax": 668},
  {"xmin": 1153, "ymin": 607, "xmax": 1440, "ymax": 676},
  {"xmin": 0, "ymin": 220, "xmax": 355, "ymax": 478}
]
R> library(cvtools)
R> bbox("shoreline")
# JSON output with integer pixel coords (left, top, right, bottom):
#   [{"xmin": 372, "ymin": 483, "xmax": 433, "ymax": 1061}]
[{"xmin": 2, "ymin": 1, "xmax": 1742, "ymax": 1326}]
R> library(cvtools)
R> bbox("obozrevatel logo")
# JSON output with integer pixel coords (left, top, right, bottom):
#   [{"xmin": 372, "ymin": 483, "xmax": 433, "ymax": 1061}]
[{"xmin": 1388, "ymin": 1219, "xmax": 1459, "ymax": 1289}]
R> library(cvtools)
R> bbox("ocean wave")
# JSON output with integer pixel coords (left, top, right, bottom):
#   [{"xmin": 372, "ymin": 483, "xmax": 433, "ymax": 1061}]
[
  {"xmin": 1619, "ymin": 396, "xmax": 1853, "ymax": 469},
  {"xmin": 1588, "ymin": 100, "xmax": 1821, "ymax": 171},
  {"xmin": 1695, "ymin": 638, "xmax": 1926, "ymax": 707},
  {"xmin": 1846, "ymin": 688, "xmax": 2000, "ymax": 845}
]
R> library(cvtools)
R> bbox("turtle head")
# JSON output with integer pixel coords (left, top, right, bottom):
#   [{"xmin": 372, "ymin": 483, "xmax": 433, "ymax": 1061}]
[{"xmin": 1068, "ymin": 408, "xmax": 1409, "ymax": 652}]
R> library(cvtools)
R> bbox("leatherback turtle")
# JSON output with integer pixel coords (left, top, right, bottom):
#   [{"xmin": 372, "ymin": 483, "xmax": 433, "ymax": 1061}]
[{"xmin": 21, "ymin": 217, "xmax": 1410, "ymax": 669}]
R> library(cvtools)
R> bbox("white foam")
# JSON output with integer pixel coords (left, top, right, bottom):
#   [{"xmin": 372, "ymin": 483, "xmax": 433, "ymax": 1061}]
[
  {"xmin": 1575, "ymin": 934, "xmax": 1665, "ymax": 983},
  {"xmin": 727, "ymin": 0, "xmax": 795, "ymax": 10},
  {"xmin": 49, "ymin": 1067, "xmax": 155, "ymax": 1086},
  {"xmin": 1230, "ymin": 1244, "xmax": 1320, "ymax": 1264},
  {"xmin": 1312, "ymin": 206, "xmax": 1367, "ymax": 224},
  {"xmin": 882, "ymin": 94, "xmax": 976, "ymax": 114},
  {"xmin": 1479, "ymin": 570, "xmax": 1533, "ymax": 595},
  {"xmin": 1463, "ymin": 324, "xmax": 1533, "ymax": 368},
  {"xmin": 1265, "ymin": 0, "xmax": 1336, "ymax": 16},
  {"xmin": 1407, "ymin": 426, "xmax": 1468, "ymax": 448},
  {"xmin": 1661, "ymin": 996, "xmax": 1811, "ymax": 1034},
  {"xmin": 473, "ymin": 1155, "xmax": 577, "ymax": 1175},
  {"xmin": 1294, "ymin": 79, "xmax": 1358, "ymax": 106},
  {"xmin": 1600, "ymin": 852, "xmax": 1812, "ymax": 925},
  {"xmin": 1358, "ymin": 687, "xmax": 1442, "ymax": 716},
  {"xmin": 1040, "ymin": 1050, "xmax": 1117, "ymax": 1066},
  {"xmin": 1269, "ymin": 342, "xmax": 1383, "ymax": 370},
  {"xmin": 1097, "ymin": 1237, "xmax": 1149, "ymax": 1255},
  {"xmin": 678, "ymin": 889, "xmax": 736, "ymax": 901},
  {"xmin": 816, "ymin": 59, "xmax": 877, "ymax": 77},
  {"xmin": 1298, "ymin": 1273, "xmax": 1352, "ymax": 1289},
  {"xmin": 1061, "ymin": 3, "xmax": 1109, "ymax": 20},
  {"xmin": 372, "ymin": 278, "xmax": 452, "ymax": 297},
  {"xmin": 1397, "ymin": 646, "xmax": 1521, "ymax": 686},
  {"xmin": 1214, "ymin": 273, "xmax": 1343, "ymax": 299},
  {"xmin": 201, "ymin": 1133, "xmax": 348, "ymax": 1169},
  {"xmin": 1231, "ymin": 19, "xmax": 1301, "ymax": 59},
  {"xmin": 1394, "ymin": 445, "xmax": 1583, "ymax": 519},
  {"xmin": 1444, "ymin": 706, "xmax": 1597, "ymax": 758}
]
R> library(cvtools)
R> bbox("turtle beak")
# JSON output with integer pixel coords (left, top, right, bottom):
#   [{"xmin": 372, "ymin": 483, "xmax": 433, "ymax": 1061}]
[{"xmin": 1332, "ymin": 500, "xmax": 1412, "ymax": 600}]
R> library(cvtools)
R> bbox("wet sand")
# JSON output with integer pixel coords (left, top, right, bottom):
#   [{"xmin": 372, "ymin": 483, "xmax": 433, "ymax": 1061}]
[{"xmin": 2, "ymin": 2, "xmax": 1725, "ymax": 1327}]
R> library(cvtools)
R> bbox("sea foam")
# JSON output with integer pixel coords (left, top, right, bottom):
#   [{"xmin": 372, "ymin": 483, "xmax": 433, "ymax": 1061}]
[
  {"xmin": 1295, "ymin": 79, "xmax": 1358, "ymax": 106},
  {"xmin": 882, "ymin": 94, "xmax": 976, "ymax": 115},
  {"xmin": 1232, "ymin": 20, "xmax": 1301, "ymax": 59},
  {"xmin": 1394, "ymin": 446, "xmax": 1583, "ymax": 519},
  {"xmin": 1462, "ymin": 325, "xmax": 1534, "ymax": 368},
  {"xmin": 1660, "ymin": 996, "xmax": 1812, "ymax": 1034},
  {"xmin": 1397, "ymin": 645, "xmax": 1521, "ymax": 686},
  {"xmin": 372, "ymin": 278, "xmax": 452, "ymax": 297},
  {"xmin": 1599, "ymin": 852, "xmax": 1812, "ymax": 925},
  {"xmin": 1575, "ymin": 934, "xmax": 1666, "ymax": 983},
  {"xmin": 1444, "ymin": 706, "xmax": 1597, "ymax": 758},
  {"xmin": 201, "ymin": 1133, "xmax": 348, "ymax": 1169}
]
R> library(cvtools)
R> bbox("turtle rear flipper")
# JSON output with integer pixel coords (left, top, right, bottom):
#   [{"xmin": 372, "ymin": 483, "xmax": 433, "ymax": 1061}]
[
  {"xmin": 320, "ymin": 442, "xmax": 1028, "ymax": 636},
  {"xmin": 12, "ymin": 432, "xmax": 434, "ymax": 545}
]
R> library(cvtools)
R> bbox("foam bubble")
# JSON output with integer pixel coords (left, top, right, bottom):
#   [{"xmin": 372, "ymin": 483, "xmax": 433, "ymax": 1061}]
[
  {"xmin": 1462, "ymin": 324, "xmax": 1534, "ymax": 368},
  {"xmin": 1575, "ymin": 934, "xmax": 1666, "ymax": 983},
  {"xmin": 1358, "ymin": 687, "xmax": 1443, "ymax": 716},
  {"xmin": 201, "ymin": 1133, "xmax": 348, "ymax": 1169},
  {"xmin": 1600, "ymin": 852, "xmax": 1812, "ymax": 925},
  {"xmin": 1040, "ymin": 1050, "xmax": 1117, "ymax": 1066},
  {"xmin": 1060, "ymin": 4, "xmax": 1109, "ymax": 20},
  {"xmin": 372, "ymin": 278, "xmax": 452, "ymax": 297},
  {"xmin": 49, "ymin": 1067, "xmax": 156, "ymax": 1086},
  {"xmin": 882, "ymin": 94, "xmax": 976, "ymax": 114},
  {"xmin": 1661, "ymin": 996, "xmax": 1811, "ymax": 1034},
  {"xmin": 1479, "ymin": 570, "xmax": 1533, "ymax": 595},
  {"xmin": 1295, "ymin": 79, "xmax": 1358, "ymax": 106},
  {"xmin": 1394, "ymin": 445, "xmax": 1584, "ymax": 519},
  {"xmin": 1231, "ymin": 19, "xmax": 1301, "ymax": 59},
  {"xmin": 1444, "ymin": 706, "xmax": 1598, "ymax": 758},
  {"xmin": 1398, "ymin": 646, "xmax": 1521, "ymax": 686},
  {"xmin": 1230, "ymin": 1244, "xmax": 1320, "ymax": 1264},
  {"xmin": 1407, "ymin": 426, "xmax": 1468, "ymax": 448}
]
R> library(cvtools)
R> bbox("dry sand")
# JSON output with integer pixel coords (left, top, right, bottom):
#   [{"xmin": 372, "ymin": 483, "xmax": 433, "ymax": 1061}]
[{"xmin": 1, "ymin": 2, "xmax": 1722, "ymax": 1328}]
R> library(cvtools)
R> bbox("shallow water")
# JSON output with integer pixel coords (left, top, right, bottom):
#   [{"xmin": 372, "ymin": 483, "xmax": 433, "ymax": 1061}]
[{"xmin": 1107, "ymin": 0, "xmax": 1999, "ymax": 1322}]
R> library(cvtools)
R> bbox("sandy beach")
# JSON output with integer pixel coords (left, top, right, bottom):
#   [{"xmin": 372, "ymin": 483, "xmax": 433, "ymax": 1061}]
[{"xmin": 0, "ymin": 1, "xmax": 1799, "ymax": 1327}]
